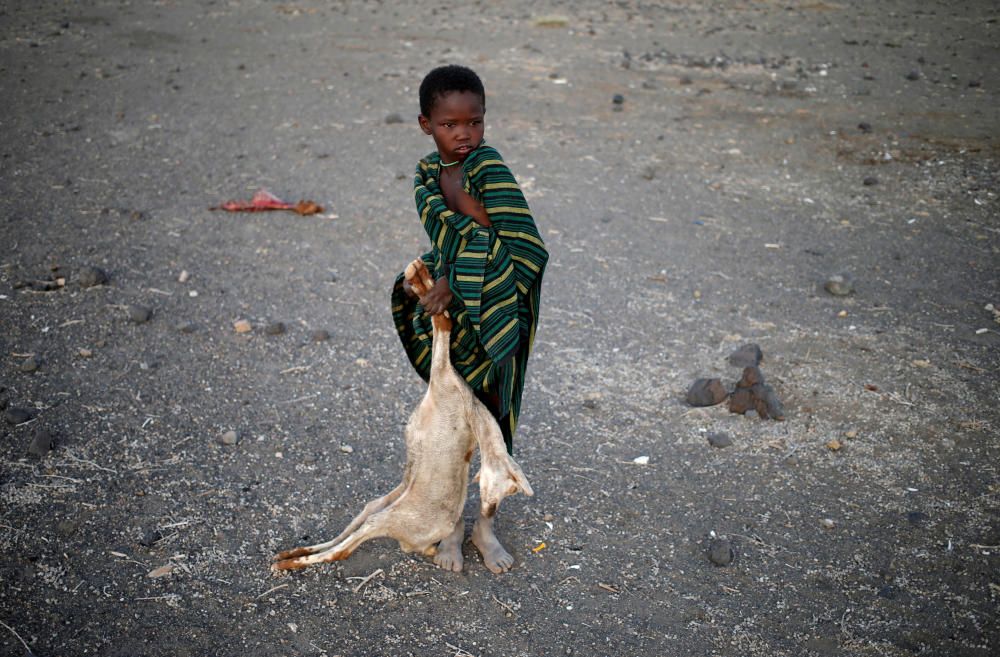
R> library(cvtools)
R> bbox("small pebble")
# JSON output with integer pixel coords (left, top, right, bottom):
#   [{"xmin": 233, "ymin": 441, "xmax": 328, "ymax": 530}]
[
  {"xmin": 633, "ymin": 455, "xmax": 649, "ymax": 465},
  {"xmin": 612, "ymin": 93, "xmax": 625, "ymax": 105},
  {"xmin": 825, "ymin": 273, "xmax": 855, "ymax": 296},
  {"xmin": 5, "ymin": 407, "xmax": 33, "ymax": 425},
  {"xmin": 77, "ymin": 265, "xmax": 109, "ymax": 288},
  {"xmin": 175, "ymin": 321, "xmax": 197, "ymax": 333},
  {"xmin": 264, "ymin": 321, "xmax": 286, "ymax": 336},
  {"xmin": 311, "ymin": 329, "xmax": 330, "ymax": 342},
  {"xmin": 821, "ymin": 518, "xmax": 836, "ymax": 529},
  {"xmin": 178, "ymin": 269, "xmax": 190, "ymax": 283},
  {"xmin": 233, "ymin": 319, "xmax": 253, "ymax": 333},
  {"xmin": 20, "ymin": 355, "xmax": 41, "ymax": 373},
  {"xmin": 707, "ymin": 432, "xmax": 733, "ymax": 448},
  {"xmin": 857, "ymin": 121, "xmax": 873, "ymax": 133},
  {"xmin": 905, "ymin": 70, "xmax": 921, "ymax": 81},
  {"xmin": 968, "ymin": 80, "xmax": 981, "ymax": 88},
  {"xmin": 27, "ymin": 429, "xmax": 54, "ymax": 458},
  {"xmin": 384, "ymin": 112, "xmax": 405, "ymax": 124},
  {"xmin": 219, "ymin": 430, "xmax": 239, "ymax": 445},
  {"xmin": 340, "ymin": 444, "xmax": 354, "ymax": 453},
  {"xmin": 78, "ymin": 348, "xmax": 93, "ymax": 358},
  {"xmin": 708, "ymin": 539, "xmax": 735, "ymax": 566},
  {"xmin": 844, "ymin": 429, "xmax": 858, "ymax": 439},
  {"xmin": 679, "ymin": 75, "xmax": 693, "ymax": 85},
  {"xmin": 826, "ymin": 439, "xmax": 843, "ymax": 451},
  {"xmin": 863, "ymin": 176, "xmax": 879, "ymax": 186},
  {"xmin": 128, "ymin": 305, "xmax": 153, "ymax": 323}
]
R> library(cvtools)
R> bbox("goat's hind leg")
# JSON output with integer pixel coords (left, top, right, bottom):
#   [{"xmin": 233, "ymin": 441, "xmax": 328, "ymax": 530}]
[
  {"xmin": 272, "ymin": 482, "xmax": 405, "ymax": 564},
  {"xmin": 272, "ymin": 507, "xmax": 398, "ymax": 571}
]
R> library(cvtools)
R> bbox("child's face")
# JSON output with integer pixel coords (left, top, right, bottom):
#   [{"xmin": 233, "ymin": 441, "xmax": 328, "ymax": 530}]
[{"xmin": 418, "ymin": 90, "xmax": 485, "ymax": 164}]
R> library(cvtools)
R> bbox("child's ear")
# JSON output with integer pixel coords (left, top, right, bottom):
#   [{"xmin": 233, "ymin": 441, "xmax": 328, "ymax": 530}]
[{"xmin": 418, "ymin": 114, "xmax": 432, "ymax": 135}]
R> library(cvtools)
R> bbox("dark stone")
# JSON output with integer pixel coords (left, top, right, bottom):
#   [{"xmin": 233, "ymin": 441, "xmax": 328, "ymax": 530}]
[
  {"xmin": 708, "ymin": 539, "xmax": 735, "ymax": 566},
  {"xmin": 968, "ymin": 80, "xmax": 981, "ymax": 88},
  {"xmin": 735, "ymin": 366, "xmax": 764, "ymax": 388},
  {"xmin": 727, "ymin": 343, "xmax": 763, "ymax": 368},
  {"xmin": 128, "ymin": 305, "xmax": 153, "ymax": 323},
  {"xmin": 728, "ymin": 388, "xmax": 754, "ymax": 415},
  {"xmin": 857, "ymin": 121, "xmax": 872, "ymax": 133},
  {"xmin": 905, "ymin": 70, "xmax": 921, "ymax": 81},
  {"xmin": 78, "ymin": 265, "xmax": 109, "ymax": 288},
  {"xmin": 612, "ymin": 93, "xmax": 625, "ymax": 105},
  {"xmin": 707, "ymin": 432, "xmax": 732, "ymax": 448},
  {"xmin": 28, "ymin": 429, "xmax": 54, "ymax": 457},
  {"xmin": 863, "ymin": 176, "xmax": 879, "ymax": 186},
  {"xmin": 760, "ymin": 384, "xmax": 786, "ymax": 420},
  {"xmin": 5, "ymin": 407, "xmax": 33, "ymax": 425},
  {"xmin": 265, "ymin": 321, "xmax": 286, "ymax": 335},
  {"xmin": 310, "ymin": 329, "xmax": 330, "ymax": 342},
  {"xmin": 384, "ymin": 112, "xmax": 405, "ymax": 124},
  {"xmin": 686, "ymin": 378, "xmax": 728, "ymax": 407}
]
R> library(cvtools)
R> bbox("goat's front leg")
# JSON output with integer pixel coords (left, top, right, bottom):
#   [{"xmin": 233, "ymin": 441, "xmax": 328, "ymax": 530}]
[{"xmin": 272, "ymin": 481, "xmax": 406, "ymax": 563}]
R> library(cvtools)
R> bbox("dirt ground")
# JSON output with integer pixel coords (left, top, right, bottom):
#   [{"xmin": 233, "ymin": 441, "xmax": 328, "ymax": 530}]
[{"xmin": 2, "ymin": 1, "xmax": 998, "ymax": 655}]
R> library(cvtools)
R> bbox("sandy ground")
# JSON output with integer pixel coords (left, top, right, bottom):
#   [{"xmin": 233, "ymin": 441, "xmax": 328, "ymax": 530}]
[{"xmin": 2, "ymin": 1, "xmax": 999, "ymax": 655}]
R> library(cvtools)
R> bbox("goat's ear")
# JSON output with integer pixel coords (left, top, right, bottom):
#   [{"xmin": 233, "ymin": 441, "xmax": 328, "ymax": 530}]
[{"xmin": 508, "ymin": 465, "xmax": 534, "ymax": 497}]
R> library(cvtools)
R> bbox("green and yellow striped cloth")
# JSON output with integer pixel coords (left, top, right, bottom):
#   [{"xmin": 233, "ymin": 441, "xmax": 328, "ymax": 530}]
[{"xmin": 391, "ymin": 144, "xmax": 548, "ymax": 452}]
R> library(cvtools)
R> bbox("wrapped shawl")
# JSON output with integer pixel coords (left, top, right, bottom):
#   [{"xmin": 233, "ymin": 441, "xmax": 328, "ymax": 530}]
[{"xmin": 391, "ymin": 144, "xmax": 547, "ymax": 451}]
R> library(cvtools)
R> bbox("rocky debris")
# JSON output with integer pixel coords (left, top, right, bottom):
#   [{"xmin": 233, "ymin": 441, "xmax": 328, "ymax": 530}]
[
  {"xmin": 20, "ymin": 354, "xmax": 42, "ymax": 373},
  {"xmin": 139, "ymin": 528, "xmax": 163, "ymax": 547},
  {"xmin": 311, "ymin": 329, "xmax": 330, "ymax": 342},
  {"xmin": 219, "ymin": 430, "xmax": 239, "ymax": 445},
  {"xmin": 824, "ymin": 272, "xmax": 855, "ymax": 296},
  {"xmin": 27, "ymin": 428, "xmax": 54, "ymax": 457},
  {"xmin": 78, "ymin": 265, "xmax": 109, "ymax": 288},
  {"xmin": 264, "ymin": 321, "xmax": 286, "ymax": 335},
  {"xmin": 5, "ymin": 407, "xmax": 33, "ymax": 425},
  {"xmin": 128, "ymin": 305, "xmax": 153, "ymax": 323},
  {"xmin": 686, "ymin": 378, "xmax": 728, "ymax": 407},
  {"xmin": 728, "ymin": 366, "xmax": 785, "ymax": 420},
  {"xmin": 707, "ymin": 432, "xmax": 733, "ymax": 448},
  {"xmin": 708, "ymin": 538, "xmax": 735, "ymax": 566},
  {"xmin": 727, "ymin": 343, "xmax": 763, "ymax": 368}
]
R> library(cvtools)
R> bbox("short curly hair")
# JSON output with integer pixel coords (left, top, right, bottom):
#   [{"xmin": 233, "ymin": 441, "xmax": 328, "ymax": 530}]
[{"xmin": 419, "ymin": 65, "xmax": 486, "ymax": 118}]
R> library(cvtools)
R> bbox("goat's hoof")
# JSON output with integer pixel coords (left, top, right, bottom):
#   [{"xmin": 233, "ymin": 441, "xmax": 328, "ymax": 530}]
[{"xmin": 271, "ymin": 559, "xmax": 307, "ymax": 572}]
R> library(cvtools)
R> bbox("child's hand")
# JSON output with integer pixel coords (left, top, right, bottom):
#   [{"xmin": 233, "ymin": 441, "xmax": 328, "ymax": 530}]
[{"xmin": 419, "ymin": 276, "xmax": 453, "ymax": 315}]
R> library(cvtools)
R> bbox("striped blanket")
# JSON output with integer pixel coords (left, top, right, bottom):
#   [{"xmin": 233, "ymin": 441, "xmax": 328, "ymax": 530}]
[{"xmin": 391, "ymin": 144, "xmax": 548, "ymax": 452}]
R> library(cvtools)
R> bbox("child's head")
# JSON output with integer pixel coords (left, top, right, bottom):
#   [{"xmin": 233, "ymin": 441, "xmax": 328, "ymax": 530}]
[
  {"xmin": 419, "ymin": 65, "xmax": 485, "ymax": 118},
  {"xmin": 418, "ymin": 65, "xmax": 487, "ymax": 164}
]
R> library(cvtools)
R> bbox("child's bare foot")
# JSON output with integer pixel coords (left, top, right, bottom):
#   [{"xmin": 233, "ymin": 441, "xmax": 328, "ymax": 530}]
[
  {"xmin": 433, "ymin": 517, "xmax": 465, "ymax": 572},
  {"xmin": 472, "ymin": 514, "xmax": 514, "ymax": 574}
]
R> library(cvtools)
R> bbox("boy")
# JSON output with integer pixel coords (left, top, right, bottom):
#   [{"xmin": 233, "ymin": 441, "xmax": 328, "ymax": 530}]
[{"xmin": 390, "ymin": 65, "xmax": 547, "ymax": 573}]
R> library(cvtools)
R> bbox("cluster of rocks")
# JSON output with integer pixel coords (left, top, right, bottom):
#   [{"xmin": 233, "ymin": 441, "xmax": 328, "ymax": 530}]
[{"xmin": 685, "ymin": 343, "xmax": 786, "ymax": 421}]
